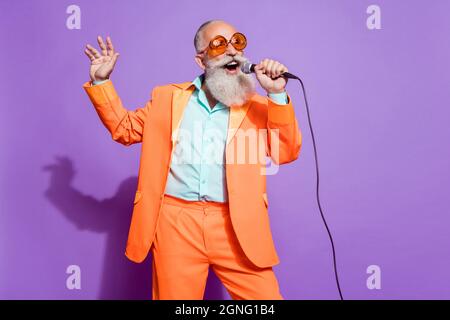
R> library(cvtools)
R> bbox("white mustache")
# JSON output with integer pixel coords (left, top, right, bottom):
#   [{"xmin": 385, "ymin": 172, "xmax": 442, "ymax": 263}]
[{"xmin": 206, "ymin": 55, "xmax": 248, "ymax": 69}]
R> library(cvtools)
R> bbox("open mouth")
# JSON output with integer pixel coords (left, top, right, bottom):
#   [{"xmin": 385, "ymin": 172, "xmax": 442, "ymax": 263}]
[{"xmin": 223, "ymin": 61, "xmax": 239, "ymax": 72}]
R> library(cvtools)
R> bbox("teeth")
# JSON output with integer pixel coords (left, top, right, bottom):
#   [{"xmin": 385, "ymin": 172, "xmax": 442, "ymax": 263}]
[{"xmin": 226, "ymin": 61, "xmax": 238, "ymax": 66}]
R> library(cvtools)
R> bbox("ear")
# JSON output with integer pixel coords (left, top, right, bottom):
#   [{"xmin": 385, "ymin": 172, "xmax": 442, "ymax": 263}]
[{"xmin": 194, "ymin": 53, "xmax": 206, "ymax": 70}]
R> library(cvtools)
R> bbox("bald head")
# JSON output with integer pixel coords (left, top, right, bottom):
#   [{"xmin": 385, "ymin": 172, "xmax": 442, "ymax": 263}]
[{"xmin": 194, "ymin": 20, "xmax": 238, "ymax": 53}]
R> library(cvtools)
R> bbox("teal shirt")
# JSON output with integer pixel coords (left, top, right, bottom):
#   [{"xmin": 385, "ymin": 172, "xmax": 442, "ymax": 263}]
[
  {"xmin": 92, "ymin": 76, "xmax": 287, "ymax": 203},
  {"xmin": 164, "ymin": 75, "xmax": 230, "ymax": 202}
]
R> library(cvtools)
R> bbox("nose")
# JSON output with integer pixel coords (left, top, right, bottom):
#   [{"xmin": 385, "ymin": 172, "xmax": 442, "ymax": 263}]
[{"xmin": 225, "ymin": 42, "xmax": 238, "ymax": 56}]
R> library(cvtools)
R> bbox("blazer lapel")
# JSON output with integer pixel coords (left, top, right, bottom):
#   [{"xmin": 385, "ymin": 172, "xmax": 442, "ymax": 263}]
[
  {"xmin": 226, "ymin": 98, "xmax": 253, "ymax": 146},
  {"xmin": 171, "ymin": 83, "xmax": 195, "ymax": 147}
]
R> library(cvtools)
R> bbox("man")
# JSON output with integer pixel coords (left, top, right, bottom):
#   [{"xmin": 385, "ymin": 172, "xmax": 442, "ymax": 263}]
[{"xmin": 83, "ymin": 20, "xmax": 302, "ymax": 300}]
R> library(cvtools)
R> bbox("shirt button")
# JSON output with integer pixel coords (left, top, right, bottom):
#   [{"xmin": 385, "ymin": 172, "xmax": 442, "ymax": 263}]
[{"xmin": 201, "ymin": 179, "xmax": 206, "ymax": 184}]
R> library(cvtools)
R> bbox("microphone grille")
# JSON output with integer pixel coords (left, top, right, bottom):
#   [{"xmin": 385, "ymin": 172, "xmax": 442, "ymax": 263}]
[{"xmin": 241, "ymin": 62, "xmax": 253, "ymax": 74}]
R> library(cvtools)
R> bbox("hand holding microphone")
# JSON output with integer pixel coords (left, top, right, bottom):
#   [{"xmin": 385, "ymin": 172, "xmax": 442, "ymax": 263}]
[{"xmin": 241, "ymin": 59, "xmax": 298, "ymax": 94}]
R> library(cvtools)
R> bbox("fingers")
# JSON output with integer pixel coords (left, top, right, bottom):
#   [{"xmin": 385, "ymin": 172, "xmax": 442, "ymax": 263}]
[
  {"xmin": 258, "ymin": 59, "xmax": 288, "ymax": 78},
  {"xmin": 84, "ymin": 48, "xmax": 95, "ymax": 61},
  {"xmin": 253, "ymin": 63, "xmax": 264, "ymax": 74},
  {"xmin": 85, "ymin": 35, "xmax": 116, "ymax": 61},
  {"xmin": 85, "ymin": 44, "xmax": 101, "ymax": 59},
  {"xmin": 106, "ymin": 36, "xmax": 115, "ymax": 57},
  {"xmin": 266, "ymin": 60, "xmax": 275, "ymax": 76},
  {"xmin": 97, "ymin": 36, "xmax": 108, "ymax": 56}
]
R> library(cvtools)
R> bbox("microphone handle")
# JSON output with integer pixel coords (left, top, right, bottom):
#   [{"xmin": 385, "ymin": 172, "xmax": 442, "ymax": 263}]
[
  {"xmin": 280, "ymin": 72, "xmax": 299, "ymax": 80},
  {"xmin": 250, "ymin": 64, "xmax": 299, "ymax": 80}
]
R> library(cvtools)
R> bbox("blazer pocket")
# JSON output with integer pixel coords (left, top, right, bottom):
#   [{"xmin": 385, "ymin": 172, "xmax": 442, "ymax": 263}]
[
  {"xmin": 134, "ymin": 190, "xmax": 142, "ymax": 204},
  {"xmin": 262, "ymin": 192, "xmax": 269, "ymax": 208}
]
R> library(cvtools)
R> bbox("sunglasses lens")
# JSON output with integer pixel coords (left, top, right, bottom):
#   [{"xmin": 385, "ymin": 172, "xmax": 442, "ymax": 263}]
[
  {"xmin": 210, "ymin": 36, "xmax": 227, "ymax": 49},
  {"xmin": 209, "ymin": 36, "xmax": 227, "ymax": 57},
  {"xmin": 231, "ymin": 33, "xmax": 247, "ymax": 50}
]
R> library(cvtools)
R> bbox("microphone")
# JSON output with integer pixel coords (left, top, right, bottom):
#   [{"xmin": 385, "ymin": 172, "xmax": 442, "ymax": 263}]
[{"xmin": 241, "ymin": 61, "xmax": 299, "ymax": 80}]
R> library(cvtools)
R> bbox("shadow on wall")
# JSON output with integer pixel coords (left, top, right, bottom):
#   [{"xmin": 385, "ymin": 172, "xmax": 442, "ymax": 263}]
[{"xmin": 42, "ymin": 156, "xmax": 225, "ymax": 300}]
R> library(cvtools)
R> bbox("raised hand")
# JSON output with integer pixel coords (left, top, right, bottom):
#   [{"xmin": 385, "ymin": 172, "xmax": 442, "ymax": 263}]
[
  {"xmin": 253, "ymin": 59, "xmax": 288, "ymax": 94},
  {"xmin": 84, "ymin": 36, "xmax": 119, "ymax": 82}
]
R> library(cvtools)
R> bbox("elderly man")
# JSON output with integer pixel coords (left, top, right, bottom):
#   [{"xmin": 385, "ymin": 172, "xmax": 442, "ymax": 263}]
[{"xmin": 83, "ymin": 20, "xmax": 302, "ymax": 300}]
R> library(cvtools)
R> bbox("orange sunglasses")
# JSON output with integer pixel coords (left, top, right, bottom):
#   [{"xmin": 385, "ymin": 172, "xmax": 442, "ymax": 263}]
[{"xmin": 200, "ymin": 32, "xmax": 247, "ymax": 57}]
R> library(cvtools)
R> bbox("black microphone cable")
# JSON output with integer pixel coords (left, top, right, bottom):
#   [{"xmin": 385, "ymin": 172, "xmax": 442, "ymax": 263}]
[{"xmin": 289, "ymin": 73, "xmax": 344, "ymax": 300}]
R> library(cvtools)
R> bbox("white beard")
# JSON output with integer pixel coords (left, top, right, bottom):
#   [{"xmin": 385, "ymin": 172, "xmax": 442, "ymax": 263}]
[{"xmin": 204, "ymin": 55, "xmax": 256, "ymax": 107}]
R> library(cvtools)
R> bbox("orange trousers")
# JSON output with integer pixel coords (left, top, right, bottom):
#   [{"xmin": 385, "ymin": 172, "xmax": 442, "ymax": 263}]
[{"xmin": 150, "ymin": 194, "xmax": 283, "ymax": 300}]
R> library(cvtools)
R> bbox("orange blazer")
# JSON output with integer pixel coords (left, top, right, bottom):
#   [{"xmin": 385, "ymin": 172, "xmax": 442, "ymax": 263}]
[{"xmin": 83, "ymin": 79, "xmax": 302, "ymax": 268}]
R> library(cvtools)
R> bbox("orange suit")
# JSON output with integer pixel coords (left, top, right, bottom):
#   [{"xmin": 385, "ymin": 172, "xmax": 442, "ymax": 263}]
[{"xmin": 83, "ymin": 79, "xmax": 302, "ymax": 299}]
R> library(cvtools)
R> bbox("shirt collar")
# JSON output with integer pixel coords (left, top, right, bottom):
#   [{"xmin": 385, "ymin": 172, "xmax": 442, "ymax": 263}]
[{"xmin": 192, "ymin": 74, "xmax": 204, "ymax": 91}]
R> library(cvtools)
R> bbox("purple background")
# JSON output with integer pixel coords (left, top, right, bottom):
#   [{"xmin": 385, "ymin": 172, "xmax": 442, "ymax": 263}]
[{"xmin": 1, "ymin": 0, "xmax": 450, "ymax": 299}]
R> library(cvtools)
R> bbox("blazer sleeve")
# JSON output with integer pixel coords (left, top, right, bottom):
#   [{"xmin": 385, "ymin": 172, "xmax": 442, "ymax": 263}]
[
  {"xmin": 83, "ymin": 80, "xmax": 153, "ymax": 146},
  {"xmin": 266, "ymin": 94, "xmax": 302, "ymax": 164}
]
